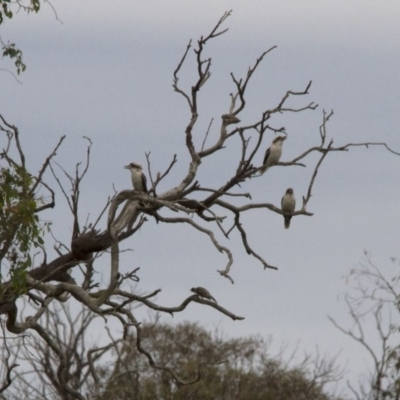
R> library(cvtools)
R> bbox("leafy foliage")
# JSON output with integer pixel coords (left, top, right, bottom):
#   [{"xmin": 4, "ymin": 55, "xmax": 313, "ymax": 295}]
[
  {"xmin": 0, "ymin": 165, "xmax": 44, "ymax": 291},
  {"xmin": 0, "ymin": 0, "xmax": 42, "ymax": 75},
  {"xmin": 0, "ymin": 0, "xmax": 40, "ymax": 24},
  {"xmin": 0, "ymin": 0, "xmax": 13, "ymax": 24},
  {"xmin": 100, "ymin": 322, "xmax": 342, "ymax": 400},
  {"xmin": 1, "ymin": 42, "xmax": 26, "ymax": 75}
]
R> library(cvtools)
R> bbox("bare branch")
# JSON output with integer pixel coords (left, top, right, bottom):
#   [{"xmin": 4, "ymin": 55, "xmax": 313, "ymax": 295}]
[
  {"xmin": 230, "ymin": 45, "xmax": 277, "ymax": 115},
  {"xmin": 155, "ymin": 213, "xmax": 235, "ymax": 282},
  {"xmin": 201, "ymin": 118, "xmax": 214, "ymax": 152},
  {"xmin": 233, "ymin": 213, "xmax": 277, "ymax": 271},
  {"xmin": 0, "ymin": 115, "xmax": 25, "ymax": 168},
  {"xmin": 31, "ymin": 135, "xmax": 66, "ymax": 193},
  {"xmin": 173, "ymin": 39, "xmax": 193, "ymax": 109}
]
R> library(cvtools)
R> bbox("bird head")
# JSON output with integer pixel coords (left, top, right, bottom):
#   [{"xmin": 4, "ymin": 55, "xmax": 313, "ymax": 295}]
[
  {"xmin": 124, "ymin": 162, "xmax": 142, "ymax": 171},
  {"xmin": 286, "ymin": 188, "xmax": 294, "ymax": 194},
  {"xmin": 273, "ymin": 136, "xmax": 287, "ymax": 144}
]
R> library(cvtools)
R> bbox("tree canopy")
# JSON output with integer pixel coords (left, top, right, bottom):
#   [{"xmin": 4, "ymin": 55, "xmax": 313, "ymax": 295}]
[{"xmin": 99, "ymin": 321, "xmax": 343, "ymax": 400}]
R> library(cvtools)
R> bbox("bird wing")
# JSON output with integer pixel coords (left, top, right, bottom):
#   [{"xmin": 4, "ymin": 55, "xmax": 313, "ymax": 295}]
[
  {"xmin": 197, "ymin": 287, "xmax": 208, "ymax": 297},
  {"xmin": 263, "ymin": 147, "xmax": 271, "ymax": 165},
  {"xmin": 201, "ymin": 288, "xmax": 217, "ymax": 302},
  {"xmin": 142, "ymin": 173, "xmax": 148, "ymax": 193},
  {"xmin": 209, "ymin": 294, "xmax": 217, "ymax": 303}
]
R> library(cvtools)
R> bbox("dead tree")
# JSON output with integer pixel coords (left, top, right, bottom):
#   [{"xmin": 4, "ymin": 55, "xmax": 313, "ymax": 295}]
[
  {"xmin": 1, "ymin": 11, "xmax": 399, "ymax": 398},
  {"xmin": 329, "ymin": 252, "xmax": 400, "ymax": 400}
]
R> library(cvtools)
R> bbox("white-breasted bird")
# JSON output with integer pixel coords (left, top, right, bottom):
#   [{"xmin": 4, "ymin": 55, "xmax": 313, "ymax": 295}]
[
  {"xmin": 281, "ymin": 188, "xmax": 296, "ymax": 229},
  {"xmin": 124, "ymin": 162, "xmax": 148, "ymax": 193},
  {"xmin": 191, "ymin": 287, "xmax": 217, "ymax": 303},
  {"xmin": 261, "ymin": 136, "xmax": 287, "ymax": 174}
]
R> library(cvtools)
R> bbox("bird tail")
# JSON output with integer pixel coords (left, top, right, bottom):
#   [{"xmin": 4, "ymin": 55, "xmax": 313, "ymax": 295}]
[{"xmin": 284, "ymin": 216, "xmax": 291, "ymax": 229}]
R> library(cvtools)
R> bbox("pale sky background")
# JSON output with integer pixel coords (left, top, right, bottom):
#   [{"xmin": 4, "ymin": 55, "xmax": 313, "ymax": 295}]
[{"xmin": 1, "ymin": 1, "xmax": 400, "ymax": 397}]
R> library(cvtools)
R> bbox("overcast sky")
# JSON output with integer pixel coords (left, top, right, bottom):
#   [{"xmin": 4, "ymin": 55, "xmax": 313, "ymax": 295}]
[{"xmin": 2, "ymin": 1, "xmax": 400, "ymax": 396}]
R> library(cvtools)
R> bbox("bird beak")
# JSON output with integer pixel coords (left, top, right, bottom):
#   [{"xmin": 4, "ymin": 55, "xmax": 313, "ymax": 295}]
[{"xmin": 124, "ymin": 165, "xmax": 130, "ymax": 169}]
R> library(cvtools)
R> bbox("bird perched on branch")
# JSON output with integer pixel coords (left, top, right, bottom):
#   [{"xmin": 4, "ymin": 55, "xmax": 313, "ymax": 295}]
[
  {"xmin": 124, "ymin": 162, "xmax": 148, "ymax": 193},
  {"xmin": 281, "ymin": 188, "xmax": 296, "ymax": 229},
  {"xmin": 191, "ymin": 287, "xmax": 217, "ymax": 303},
  {"xmin": 261, "ymin": 136, "xmax": 286, "ymax": 174}
]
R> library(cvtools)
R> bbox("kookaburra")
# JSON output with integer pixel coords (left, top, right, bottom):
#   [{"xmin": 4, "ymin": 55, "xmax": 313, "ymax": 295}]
[
  {"xmin": 281, "ymin": 188, "xmax": 296, "ymax": 229},
  {"xmin": 124, "ymin": 162, "xmax": 148, "ymax": 193},
  {"xmin": 261, "ymin": 136, "xmax": 286, "ymax": 174},
  {"xmin": 191, "ymin": 287, "xmax": 217, "ymax": 303}
]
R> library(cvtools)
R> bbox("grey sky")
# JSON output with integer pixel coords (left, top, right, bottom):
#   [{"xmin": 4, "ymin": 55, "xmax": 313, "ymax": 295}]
[{"xmin": 2, "ymin": 1, "xmax": 400, "ymax": 396}]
